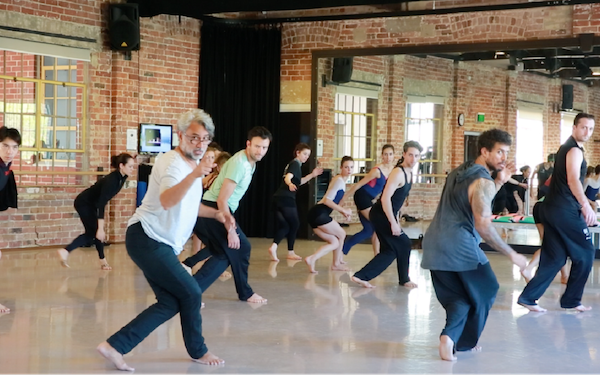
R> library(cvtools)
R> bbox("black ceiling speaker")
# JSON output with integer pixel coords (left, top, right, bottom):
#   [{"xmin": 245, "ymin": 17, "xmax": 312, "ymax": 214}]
[
  {"xmin": 562, "ymin": 84, "xmax": 573, "ymax": 110},
  {"xmin": 109, "ymin": 4, "xmax": 140, "ymax": 51},
  {"xmin": 332, "ymin": 57, "xmax": 353, "ymax": 84}
]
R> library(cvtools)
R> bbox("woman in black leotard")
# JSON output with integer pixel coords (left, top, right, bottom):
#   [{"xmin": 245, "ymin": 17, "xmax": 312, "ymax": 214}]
[{"xmin": 351, "ymin": 141, "xmax": 423, "ymax": 288}]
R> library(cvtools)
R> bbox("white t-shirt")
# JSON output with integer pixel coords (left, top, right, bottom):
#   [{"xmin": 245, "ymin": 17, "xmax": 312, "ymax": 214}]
[{"xmin": 128, "ymin": 150, "xmax": 203, "ymax": 255}]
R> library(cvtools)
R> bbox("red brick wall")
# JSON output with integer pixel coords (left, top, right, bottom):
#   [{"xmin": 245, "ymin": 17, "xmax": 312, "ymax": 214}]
[{"xmin": 0, "ymin": 1, "xmax": 200, "ymax": 248}]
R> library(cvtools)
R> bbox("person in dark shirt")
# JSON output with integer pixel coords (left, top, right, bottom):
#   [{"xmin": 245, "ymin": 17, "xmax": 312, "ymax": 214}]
[
  {"xmin": 0, "ymin": 126, "xmax": 21, "ymax": 314},
  {"xmin": 532, "ymin": 153, "xmax": 555, "ymax": 199},
  {"xmin": 505, "ymin": 165, "xmax": 531, "ymax": 214},
  {"xmin": 518, "ymin": 113, "xmax": 596, "ymax": 313},
  {"xmin": 268, "ymin": 143, "xmax": 323, "ymax": 262},
  {"xmin": 57, "ymin": 153, "xmax": 135, "ymax": 270}
]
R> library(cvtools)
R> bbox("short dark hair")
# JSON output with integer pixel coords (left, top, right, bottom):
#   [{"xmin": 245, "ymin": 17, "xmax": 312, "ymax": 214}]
[
  {"xmin": 477, "ymin": 128, "xmax": 512, "ymax": 155},
  {"xmin": 520, "ymin": 165, "xmax": 531, "ymax": 174},
  {"xmin": 0, "ymin": 127, "xmax": 22, "ymax": 146},
  {"xmin": 294, "ymin": 142, "xmax": 311, "ymax": 156},
  {"xmin": 110, "ymin": 153, "xmax": 133, "ymax": 169},
  {"xmin": 595, "ymin": 164, "xmax": 600, "ymax": 175},
  {"xmin": 403, "ymin": 140, "xmax": 423, "ymax": 154},
  {"xmin": 587, "ymin": 165, "xmax": 595, "ymax": 177},
  {"xmin": 381, "ymin": 144, "xmax": 395, "ymax": 153},
  {"xmin": 247, "ymin": 126, "xmax": 273, "ymax": 142},
  {"xmin": 547, "ymin": 153, "xmax": 555, "ymax": 162},
  {"xmin": 341, "ymin": 155, "xmax": 354, "ymax": 167},
  {"xmin": 574, "ymin": 112, "xmax": 595, "ymax": 126}
]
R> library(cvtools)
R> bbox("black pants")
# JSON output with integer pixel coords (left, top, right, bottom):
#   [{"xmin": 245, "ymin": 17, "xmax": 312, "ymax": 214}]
[
  {"xmin": 272, "ymin": 203, "xmax": 300, "ymax": 250},
  {"xmin": 430, "ymin": 262, "xmax": 499, "ymax": 351},
  {"xmin": 107, "ymin": 223, "xmax": 207, "ymax": 358},
  {"xmin": 65, "ymin": 201, "xmax": 105, "ymax": 259},
  {"xmin": 518, "ymin": 203, "xmax": 595, "ymax": 308},
  {"xmin": 353, "ymin": 208, "xmax": 411, "ymax": 284},
  {"xmin": 193, "ymin": 216, "xmax": 254, "ymax": 301}
]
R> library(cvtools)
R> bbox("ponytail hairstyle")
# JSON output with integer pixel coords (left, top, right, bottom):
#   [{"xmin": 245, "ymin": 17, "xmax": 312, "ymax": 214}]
[
  {"xmin": 340, "ymin": 155, "xmax": 354, "ymax": 167},
  {"xmin": 396, "ymin": 140, "xmax": 423, "ymax": 168},
  {"xmin": 294, "ymin": 142, "xmax": 311, "ymax": 157},
  {"xmin": 110, "ymin": 153, "xmax": 133, "ymax": 169}
]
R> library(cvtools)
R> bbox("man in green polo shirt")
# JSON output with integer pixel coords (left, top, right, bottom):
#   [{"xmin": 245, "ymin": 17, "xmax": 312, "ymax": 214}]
[{"xmin": 191, "ymin": 126, "xmax": 272, "ymax": 304}]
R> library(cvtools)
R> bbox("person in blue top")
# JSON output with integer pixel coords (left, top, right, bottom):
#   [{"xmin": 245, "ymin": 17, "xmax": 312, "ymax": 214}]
[
  {"xmin": 582, "ymin": 164, "xmax": 600, "ymax": 211},
  {"xmin": 421, "ymin": 128, "xmax": 527, "ymax": 361},
  {"xmin": 57, "ymin": 153, "xmax": 135, "ymax": 270},
  {"xmin": 305, "ymin": 156, "xmax": 354, "ymax": 274},
  {"xmin": 340, "ymin": 144, "xmax": 395, "ymax": 258},
  {"xmin": 351, "ymin": 141, "xmax": 422, "ymax": 289},
  {"xmin": 268, "ymin": 143, "xmax": 323, "ymax": 262}
]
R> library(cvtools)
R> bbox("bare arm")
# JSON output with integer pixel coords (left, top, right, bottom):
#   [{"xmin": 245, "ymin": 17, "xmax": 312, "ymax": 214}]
[
  {"xmin": 300, "ymin": 167, "xmax": 323, "ymax": 185},
  {"xmin": 320, "ymin": 176, "xmax": 350, "ymax": 216},
  {"xmin": 159, "ymin": 159, "xmax": 212, "ymax": 210},
  {"xmin": 470, "ymin": 178, "xmax": 526, "ymax": 268},
  {"xmin": 340, "ymin": 167, "xmax": 381, "ymax": 204},
  {"xmin": 566, "ymin": 148, "xmax": 596, "ymax": 225}
]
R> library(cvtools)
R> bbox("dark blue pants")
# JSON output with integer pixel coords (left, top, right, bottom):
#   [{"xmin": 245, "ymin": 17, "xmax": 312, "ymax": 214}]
[
  {"xmin": 193, "ymin": 216, "xmax": 254, "ymax": 301},
  {"xmin": 106, "ymin": 223, "xmax": 207, "ymax": 358},
  {"xmin": 430, "ymin": 262, "xmax": 499, "ymax": 351},
  {"xmin": 65, "ymin": 201, "xmax": 105, "ymax": 259},
  {"xmin": 518, "ymin": 204, "xmax": 595, "ymax": 308},
  {"xmin": 353, "ymin": 208, "xmax": 411, "ymax": 284},
  {"xmin": 343, "ymin": 211, "xmax": 375, "ymax": 255}
]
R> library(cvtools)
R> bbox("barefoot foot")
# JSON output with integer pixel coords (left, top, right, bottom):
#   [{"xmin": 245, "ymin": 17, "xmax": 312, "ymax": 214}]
[
  {"xmin": 246, "ymin": 293, "xmax": 267, "ymax": 304},
  {"xmin": 192, "ymin": 351, "xmax": 224, "ymax": 365},
  {"xmin": 219, "ymin": 271, "xmax": 232, "ymax": 280},
  {"xmin": 331, "ymin": 263, "xmax": 351, "ymax": 272},
  {"xmin": 439, "ymin": 335, "xmax": 457, "ymax": 361},
  {"xmin": 521, "ymin": 268, "xmax": 534, "ymax": 283},
  {"xmin": 565, "ymin": 305, "xmax": 592, "ymax": 312},
  {"xmin": 286, "ymin": 252, "xmax": 302, "ymax": 261},
  {"xmin": 100, "ymin": 261, "xmax": 112, "ymax": 271},
  {"xmin": 57, "ymin": 249, "xmax": 70, "ymax": 268},
  {"xmin": 351, "ymin": 275, "xmax": 375, "ymax": 289},
  {"xmin": 305, "ymin": 256, "xmax": 317, "ymax": 274},
  {"xmin": 268, "ymin": 243, "xmax": 279, "ymax": 262},
  {"xmin": 0, "ymin": 303, "xmax": 10, "ymax": 313},
  {"xmin": 402, "ymin": 281, "xmax": 418, "ymax": 288},
  {"xmin": 518, "ymin": 302, "xmax": 547, "ymax": 312},
  {"xmin": 97, "ymin": 341, "xmax": 134, "ymax": 371}
]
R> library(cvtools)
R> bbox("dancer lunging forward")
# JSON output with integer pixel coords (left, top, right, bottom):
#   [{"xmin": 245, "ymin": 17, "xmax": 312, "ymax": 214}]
[
  {"xmin": 97, "ymin": 109, "xmax": 224, "ymax": 371},
  {"xmin": 341, "ymin": 144, "xmax": 395, "ymax": 258},
  {"xmin": 351, "ymin": 141, "xmax": 422, "ymax": 289},
  {"xmin": 421, "ymin": 128, "xmax": 527, "ymax": 361},
  {"xmin": 305, "ymin": 156, "xmax": 354, "ymax": 274},
  {"xmin": 268, "ymin": 142, "xmax": 323, "ymax": 262}
]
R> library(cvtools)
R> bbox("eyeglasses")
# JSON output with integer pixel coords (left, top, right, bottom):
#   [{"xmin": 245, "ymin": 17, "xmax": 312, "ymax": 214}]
[{"xmin": 183, "ymin": 134, "xmax": 212, "ymax": 145}]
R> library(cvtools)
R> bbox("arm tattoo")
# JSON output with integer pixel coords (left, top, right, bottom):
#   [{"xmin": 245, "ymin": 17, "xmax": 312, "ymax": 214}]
[{"xmin": 472, "ymin": 178, "xmax": 516, "ymax": 256}]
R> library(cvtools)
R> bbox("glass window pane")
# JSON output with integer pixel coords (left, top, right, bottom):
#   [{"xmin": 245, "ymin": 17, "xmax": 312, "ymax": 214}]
[
  {"xmin": 57, "ymin": 99, "xmax": 68, "ymax": 117},
  {"xmin": 70, "ymin": 70, "xmax": 77, "ymax": 83},
  {"xmin": 44, "ymin": 99, "xmax": 54, "ymax": 115},
  {"xmin": 43, "ymin": 56, "xmax": 54, "ymax": 66},
  {"xmin": 22, "ymin": 82, "xmax": 36, "ymax": 114},
  {"xmin": 40, "ymin": 117, "xmax": 54, "ymax": 148},
  {"xmin": 21, "ymin": 115, "xmax": 36, "ymax": 148},
  {"xmin": 45, "ymin": 83, "xmax": 54, "ymax": 97},
  {"xmin": 57, "ymin": 58, "xmax": 69, "ymax": 66},
  {"xmin": 44, "ymin": 70, "xmax": 54, "ymax": 80},
  {"xmin": 57, "ymin": 84, "xmax": 67, "ymax": 97},
  {"xmin": 70, "ymin": 99, "xmax": 76, "ymax": 117},
  {"xmin": 57, "ymin": 70, "xmax": 68, "ymax": 82}
]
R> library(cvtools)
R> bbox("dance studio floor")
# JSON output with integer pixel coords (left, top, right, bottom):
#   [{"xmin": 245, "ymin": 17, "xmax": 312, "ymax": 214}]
[{"xmin": 1, "ymin": 232, "xmax": 600, "ymax": 373}]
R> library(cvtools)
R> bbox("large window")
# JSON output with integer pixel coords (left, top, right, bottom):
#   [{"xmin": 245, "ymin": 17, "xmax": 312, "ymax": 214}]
[
  {"xmin": 0, "ymin": 50, "xmax": 87, "ymax": 185},
  {"xmin": 334, "ymin": 92, "xmax": 377, "ymax": 178},
  {"xmin": 405, "ymin": 100, "xmax": 443, "ymax": 183},
  {"xmin": 560, "ymin": 112, "xmax": 576, "ymax": 145},
  {"xmin": 516, "ymin": 108, "xmax": 543, "ymax": 172}
]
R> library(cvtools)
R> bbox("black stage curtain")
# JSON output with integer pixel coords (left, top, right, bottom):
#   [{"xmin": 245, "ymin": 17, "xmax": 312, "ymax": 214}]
[{"xmin": 199, "ymin": 23, "xmax": 282, "ymax": 238}]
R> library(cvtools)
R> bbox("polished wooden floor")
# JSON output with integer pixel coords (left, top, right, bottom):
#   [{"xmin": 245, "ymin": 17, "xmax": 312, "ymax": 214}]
[{"xmin": 1, "ymin": 228, "xmax": 600, "ymax": 373}]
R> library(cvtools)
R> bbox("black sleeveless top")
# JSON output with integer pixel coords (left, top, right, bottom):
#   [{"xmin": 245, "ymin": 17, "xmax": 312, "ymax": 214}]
[
  {"xmin": 546, "ymin": 136, "xmax": 586, "ymax": 210},
  {"xmin": 372, "ymin": 166, "xmax": 412, "ymax": 217}
]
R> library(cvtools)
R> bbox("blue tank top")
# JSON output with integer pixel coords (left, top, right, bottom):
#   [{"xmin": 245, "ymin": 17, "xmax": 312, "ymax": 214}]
[
  {"xmin": 359, "ymin": 167, "xmax": 387, "ymax": 198},
  {"xmin": 372, "ymin": 167, "xmax": 411, "ymax": 217},
  {"xmin": 585, "ymin": 185, "xmax": 599, "ymax": 201}
]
